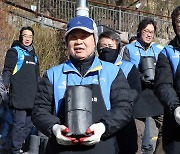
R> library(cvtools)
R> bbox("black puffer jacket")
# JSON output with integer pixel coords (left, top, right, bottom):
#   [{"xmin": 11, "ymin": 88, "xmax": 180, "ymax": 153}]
[
  {"xmin": 32, "ymin": 56, "xmax": 134, "ymax": 154},
  {"xmin": 155, "ymin": 36, "xmax": 180, "ymax": 154},
  {"xmin": 3, "ymin": 40, "xmax": 40, "ymax": 109}
]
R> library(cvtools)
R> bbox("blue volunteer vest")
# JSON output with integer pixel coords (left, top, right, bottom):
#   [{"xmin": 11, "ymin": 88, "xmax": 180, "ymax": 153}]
[
  {"xmin": 47, "ymin": 57, "xmax": 119, "ymax": 114},
  {"xmin": 12, "ymin": 46, "xmax": 38, "ymax": 75},
  {"xmin": 125, "ymin": 41, "xmax": 164, "ymax": 67},
  {"xmin": 161, "ymin": 45, "xmax": 180, "ymax": 77},
  {"xmin": 115, "ymin": 55, "xmax": 134, "ymax": 78}
]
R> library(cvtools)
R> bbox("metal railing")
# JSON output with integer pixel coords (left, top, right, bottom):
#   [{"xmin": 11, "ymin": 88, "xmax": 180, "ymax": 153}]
[
  {"xmin": 4, "ymin": 0, "xmax": 174, "ymax": 40},
  {"xmin": 39, "ymin": 0, "xmax": 175, "ymax": 40}
]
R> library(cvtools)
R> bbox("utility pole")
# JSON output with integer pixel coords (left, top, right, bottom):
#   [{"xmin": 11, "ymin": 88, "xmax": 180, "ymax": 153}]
[
  {"xmin": 37, "ymin": 0, "xmax": 40, "ymax": 13},
  {"xmin": 76, "ymin": 0, "xmax": 89, "ymax": 17}
]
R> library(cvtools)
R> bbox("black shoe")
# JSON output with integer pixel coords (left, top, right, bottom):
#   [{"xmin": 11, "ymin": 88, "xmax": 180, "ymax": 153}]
[{"xmin": 141, "ymin": 144, "xmax": 154, "ymax": 154}]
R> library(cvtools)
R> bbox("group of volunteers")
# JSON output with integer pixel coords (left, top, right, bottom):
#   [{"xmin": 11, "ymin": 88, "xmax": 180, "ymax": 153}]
[{"xmin": 0, "ymin": 4, "xmax": 179, "ymax": 154}]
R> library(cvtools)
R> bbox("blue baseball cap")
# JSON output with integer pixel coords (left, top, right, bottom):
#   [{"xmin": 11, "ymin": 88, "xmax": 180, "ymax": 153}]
[{"xmin": 65, "ymin": 16, "xmax": 98, "ymax": 44}]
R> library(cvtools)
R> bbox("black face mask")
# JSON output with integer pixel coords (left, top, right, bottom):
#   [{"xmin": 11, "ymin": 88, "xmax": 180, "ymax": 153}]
[{"xmin": 98, "ymin": 47, "xmax": 119, "ymax": 63}]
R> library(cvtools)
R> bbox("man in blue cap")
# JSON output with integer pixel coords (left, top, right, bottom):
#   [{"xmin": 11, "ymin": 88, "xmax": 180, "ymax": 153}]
[{"xmin": 32, "ymin": 16, "xmax": 134, "ymax": 154}]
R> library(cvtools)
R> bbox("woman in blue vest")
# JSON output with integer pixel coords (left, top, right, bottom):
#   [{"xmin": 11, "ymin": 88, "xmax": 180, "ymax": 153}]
[
  {"xmin": 97, "ymin": 30, "xmax": 141, "ymax": 154},
  {"xmin": 2, "ymin": 26, "xmax": 40, "ymax": 154},
  {"xmin": 31, "ymin": 16, "xmax": 134, "ymax": 154},
  {"xmin": 155, "ymin": 6, "xmax": 180, "ymax": 154},
  {"xmin": 122, "ymin": 17, "xmax": 164, "ymax": 154}
]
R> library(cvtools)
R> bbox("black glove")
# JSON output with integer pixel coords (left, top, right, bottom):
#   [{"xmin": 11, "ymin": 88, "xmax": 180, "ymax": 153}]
[
  {"xmin": 140, "ymin": 74, "xmax": 152, "ymax": 85},
  {"xmin": 0, "ymin": 75, "xmax": 8, "ymax": 102}
]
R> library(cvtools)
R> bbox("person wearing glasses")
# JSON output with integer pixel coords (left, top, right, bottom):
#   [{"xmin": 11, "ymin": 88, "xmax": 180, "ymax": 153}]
[
  {"xmin": 2, "ymin": 26, "xmax": 40, "ymax": 154},
  {"xmin": 122, "ymin": 17, "xmax": 164, "ymax": 154},
  {"xmin": 154, "ymin": 6, "xmax": 180, "ymax": 154}
]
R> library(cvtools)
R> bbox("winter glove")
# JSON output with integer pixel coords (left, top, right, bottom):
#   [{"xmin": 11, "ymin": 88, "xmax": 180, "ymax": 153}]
[
  {"xmin": 79, "ymin": 122, "xmax": 105, "ymax": 146},
  {"xmin": 52, "ymin": 124, "xmax": 78, "ymax": 145},
  {"xmin": 174, "ymin": 106, "xmax": 180, "ymax": 125},
  {"xmin": 140, "ymin": 74, "xmax": 152, "ymax": 84},
  {"xmin": 0, "ymin": 75, "xmax": 8, "ymax": 102}
]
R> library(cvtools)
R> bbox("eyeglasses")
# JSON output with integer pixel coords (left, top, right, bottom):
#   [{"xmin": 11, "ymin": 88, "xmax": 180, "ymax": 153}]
[
  {"xmin": 142, "ymin": 29, "xmax": 155, "ymax": 35},
  {"xmin": 22, "ymin": 35, "xmax": 33, "ymax": 39},
  {"xmin": 175, "ymin": 20, "xmax": 180, "ymax": 25}
]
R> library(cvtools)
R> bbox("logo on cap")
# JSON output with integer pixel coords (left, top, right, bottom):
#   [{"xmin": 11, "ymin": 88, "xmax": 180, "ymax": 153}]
[{"xmin": 76, "ymin": 21, "xmax": 81, "ymax": 25}]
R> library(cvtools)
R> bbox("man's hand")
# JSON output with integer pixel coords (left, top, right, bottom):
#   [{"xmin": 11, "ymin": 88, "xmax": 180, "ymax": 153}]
[
  {"xmin": 79, "ymin": 122, "xmax": 105, "ymax": 146},
  {"xmin": 52, "ymin": 124, "xmax": 78, "ymax": 145},
  {"xmin": 140, "ymin": 74, "xmax": 152, "ymax": 84},
  {"xmin": 174, "ymin": 106, "xmax": 180, "ymax": 125}
]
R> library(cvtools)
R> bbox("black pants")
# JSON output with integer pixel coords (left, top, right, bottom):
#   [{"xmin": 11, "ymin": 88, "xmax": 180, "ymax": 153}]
[{"xmin": 11, "ymin": 109, "xmax": 33, "ymax": 154}]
